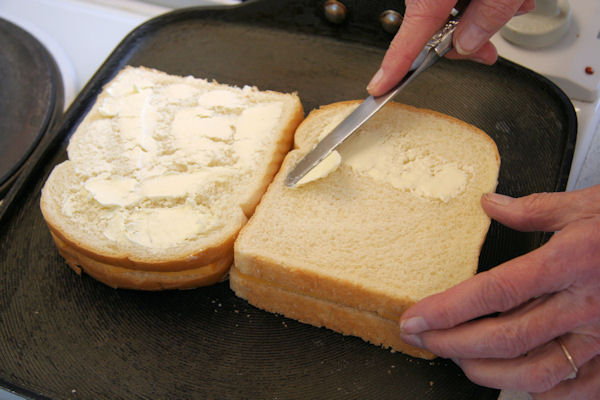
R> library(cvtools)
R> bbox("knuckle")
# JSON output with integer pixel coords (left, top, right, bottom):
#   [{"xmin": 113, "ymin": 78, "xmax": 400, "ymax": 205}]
[
  {"xmin": 404, "ymin": 0, "xmax": 435, "ymax": 15},
  {"xmin": 517, "ymin": 193, "xmax": 552, "ymax": 230},
  {"xmin": 404, "ymin": 0, "xmax": 454, "ymax": 22},
  {"xmin": 520, "ymin": 362, "xmax": 562, "ymax": 393},
  {"xmin": 476, "ymin": 0, "xmax": 521, "ymax": 29},
  {"xmin": 478, "ymin": 270, "xmax": 522, "ymax": 312},
  {"xmin": 486, "ymin": 323, "xmax": 529, "ymax": 357},
  {"xmin": 424, "ymin": 334, "xmax": 461, "ymax": 358}
]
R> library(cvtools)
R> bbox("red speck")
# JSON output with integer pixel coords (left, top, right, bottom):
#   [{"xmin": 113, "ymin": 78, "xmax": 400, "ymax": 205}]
[{"xmin": 585, "ymin": 66, "xmax": 594, "ymax": 75}]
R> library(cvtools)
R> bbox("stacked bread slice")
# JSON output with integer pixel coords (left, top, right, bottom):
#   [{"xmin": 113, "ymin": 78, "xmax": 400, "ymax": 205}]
[
  {"xmin": 40, "ymin": 66, "xmax": 303, "ymax": 290},
  {"xmin": 230, "ymin": 101, "xmax": 500, "ymax": 358}
]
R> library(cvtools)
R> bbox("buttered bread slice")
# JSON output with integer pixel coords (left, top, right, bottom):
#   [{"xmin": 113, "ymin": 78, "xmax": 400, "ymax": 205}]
[
  {"xmin": 231, "ymin": 101, "xmax": 500, "ymax": 359},
  {"xmin": 41, "ymin": 66, "xmax": 303, "ymax": 290}
]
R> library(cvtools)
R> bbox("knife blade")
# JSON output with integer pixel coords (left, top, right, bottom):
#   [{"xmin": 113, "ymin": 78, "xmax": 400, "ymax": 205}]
[{"xmin": 285, "ymin": 18, "xmax": 459, "ymax": 187}]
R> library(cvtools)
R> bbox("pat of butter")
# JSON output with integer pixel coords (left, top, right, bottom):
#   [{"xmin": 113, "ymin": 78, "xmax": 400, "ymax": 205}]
[
  {"xmin": 295, "ymin": 151, "xmax": 342, "ymax": 186},
  {"xmin": 139, "ymin": 173, "xmax": 206, "ymax": 198},
  {"xmin": 162, "ymin": 83, "xmax": 197, "ymax": 101},
  {"xmin": 234, "ymin": 103, "xmax": 282, "ymax": 167},
  {"xmin": 199, "ymin": 90, "xmax": 243, "ymax": 109},
  {"xmin": 85, "ymin": 177, "xmax": 139, "ymax": 207},
  {"xmin": 172, "ymin": 109, "xmax": 234, "ymax": 142},
  {"xmin": 124, "ymin": 205, "xmax": 211, "ymax": 248}
]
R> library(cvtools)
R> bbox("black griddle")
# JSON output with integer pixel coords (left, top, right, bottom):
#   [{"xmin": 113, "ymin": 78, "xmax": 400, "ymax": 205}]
[{"xmin": 0, "ymin": 1, "xmax": 576, "ymax": 399}]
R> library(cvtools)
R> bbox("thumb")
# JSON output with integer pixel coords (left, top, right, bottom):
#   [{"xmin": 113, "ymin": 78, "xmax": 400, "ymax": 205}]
[
  {"xmin": 481, "ymin": 186, "xmax": 600, "ymax": 232},
  {"xmin": 367, "ymin": 0, "xmax": 456, "ymax": 96}
]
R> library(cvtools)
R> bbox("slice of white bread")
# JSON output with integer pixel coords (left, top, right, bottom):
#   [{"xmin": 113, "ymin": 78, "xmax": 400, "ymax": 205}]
[
  {"xmin": 40, "ymin": 66, "xmax": 303, "ymax": 290},
  {"xmin": 231, "ymin": 100, "xmax": 500, "ymax": 359}
]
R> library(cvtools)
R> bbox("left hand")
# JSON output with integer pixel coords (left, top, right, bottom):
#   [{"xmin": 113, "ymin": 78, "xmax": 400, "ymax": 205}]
[{"xmin": 398, "ymin": 186, "xmax": 600, "ymax": 398}]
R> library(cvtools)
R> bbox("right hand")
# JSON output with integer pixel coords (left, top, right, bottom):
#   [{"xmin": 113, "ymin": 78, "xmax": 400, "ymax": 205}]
[{"xmin": 367, "ymin": 0, "xmax": 535, "ymax": 96}]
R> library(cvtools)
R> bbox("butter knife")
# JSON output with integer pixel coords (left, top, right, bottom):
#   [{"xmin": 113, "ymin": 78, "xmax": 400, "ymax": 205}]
[{"xmin": 285, "ymin": 18, "xmax": 460, "ymax": 187}]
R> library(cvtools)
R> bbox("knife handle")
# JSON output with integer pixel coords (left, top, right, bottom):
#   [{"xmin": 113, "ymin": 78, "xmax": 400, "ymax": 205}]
[{"xmin": 453, "ymin": 0, "xmax": 472, "ymax": 16}]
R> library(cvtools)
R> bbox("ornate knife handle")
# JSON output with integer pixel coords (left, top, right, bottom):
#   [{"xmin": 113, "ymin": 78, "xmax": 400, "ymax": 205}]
[{"xmin": 425, "ymin": 19, "xmax": 460, "ymax": 57}]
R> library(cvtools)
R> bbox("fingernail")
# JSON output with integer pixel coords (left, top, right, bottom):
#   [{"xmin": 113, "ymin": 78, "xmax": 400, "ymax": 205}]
[
  {"xmin": 400, "ymin": 334, "xmax": 423, "ymax": 348},
  {"xmin": 456, "ymin": 23, "xmax": 487, "ymax": 55},
  {"xmin": 367, "ymin": 68, "xmax": 384, "ymax": 91},
  {"xmin": 400, "ymin": 316, "xmax": 429, "ymax": 334},
  {"xmin": 484, "ymin": 192, "xmax": 514, "ymax": 206}
]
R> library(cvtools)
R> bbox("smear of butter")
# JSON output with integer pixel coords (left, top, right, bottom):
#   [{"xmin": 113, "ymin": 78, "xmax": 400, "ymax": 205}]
[
  {"xmin": 295, "ymin": 151, "xmax": 342, "ymax": 186},
  {"xmin": 341, "ymin": 130, "xmax": 469, "ymax": 202}
]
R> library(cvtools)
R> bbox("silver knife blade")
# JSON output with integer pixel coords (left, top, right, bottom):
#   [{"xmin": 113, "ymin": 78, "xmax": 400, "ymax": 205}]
[{"xmin": 285, "ymin": 19, "xmax": 459, "ymax": 188}]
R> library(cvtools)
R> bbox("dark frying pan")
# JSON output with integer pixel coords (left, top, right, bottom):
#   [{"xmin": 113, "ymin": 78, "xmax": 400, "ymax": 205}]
[
  {"xmin": 0, "ymin": 1, "xmax": 576, "ymax": 399},
  {"xmin": 0, "ymin": 18, "xmax": 64, "ymax": 198}
]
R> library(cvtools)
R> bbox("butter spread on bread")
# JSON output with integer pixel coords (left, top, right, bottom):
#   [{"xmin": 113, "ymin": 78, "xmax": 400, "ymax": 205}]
[
  {"xmin": 231, "ymin": 100, "xmax": 500, "ymax": 359},
  {"xmin": 40, "ymin": 66, "xmax": 303, "ymax": 290}
]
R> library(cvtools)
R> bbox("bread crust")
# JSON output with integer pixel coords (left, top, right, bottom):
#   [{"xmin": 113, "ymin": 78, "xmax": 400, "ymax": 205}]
[
  {"xmin": 40, "ymin": 202, "xmax": 240, "ymax": 272},
  {"xmin": 234, "ymin": 246, "xmax": 412, "ymax": 322},
  {"xmin": 52, "ymin": 233, "xmax": 232, "ymax": 290},
  {"xmin": 230, "ymin": 266, "xmax": 435, "ymax": 359}
]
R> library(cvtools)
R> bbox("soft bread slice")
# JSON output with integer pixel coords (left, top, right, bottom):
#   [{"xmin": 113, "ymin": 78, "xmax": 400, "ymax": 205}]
[
  {"xmin": 231, "ymin": 101, "xmax": 500, "ymax": 358},
  {"xmin": 40, "ymin": 66, "xmax": 303, "ymax": 290}
]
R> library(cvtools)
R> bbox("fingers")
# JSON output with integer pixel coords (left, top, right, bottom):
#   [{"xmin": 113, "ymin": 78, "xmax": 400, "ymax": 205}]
[
  {"xmin": 368, "ymin": 0, "xmax": 533, "ymax": 96},
  {"xmin": 445, "ymin": 41, "xmax": 498, "ymax": 64},
  {"xmin": 532, "ymin": 355, "xmax": 600, "ymax": 400},
  {"xmin": 406, "ymin": 287, "xmax": 600, "ymax": 359},
  {"xmin": 367, "ymin": 0, "xmax": 457, "ymax": 96},
  {"xmin": 397, "ymin": 195, "xmax": 600, "ymax": 394},
  {"xmin": 481, "ymin": 186, "xmax": 600, "ymax": 233},
  {"xmin": 517, "ymin": 0, "xmax": 536, "ymax": 15},
  {"xmin": 456, "ymin": 332, "xmax": 600, "ymax": 393},
  {"xmin": 453, "ymin": 0, "xmax": 526, "ymax": 55},
  {"xmin": 400, "ymin": 215, "xmax": 600, "ymax": 340},
  {"xmin": 399, "ymin": 245, "xmax": 569, "ymax": 337}
]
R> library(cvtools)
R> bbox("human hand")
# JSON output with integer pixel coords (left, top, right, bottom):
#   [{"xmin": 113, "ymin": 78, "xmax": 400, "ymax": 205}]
[
  {"xmin": 367, "ymin": 0, "xmax": 535, "ymax": 96},
  {"xmin": 398, "ymin": 186, "xmax": 600, "ymax": 398}
]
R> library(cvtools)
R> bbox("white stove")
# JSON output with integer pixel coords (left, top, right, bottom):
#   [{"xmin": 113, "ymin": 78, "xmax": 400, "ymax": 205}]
[
  {"xmin": 490, "ymin": 0, "xmax": 600, "ymax": 191},
  {"xmin": 0, "ymin": 1, "xmax": 598, "ymax": 399}
]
